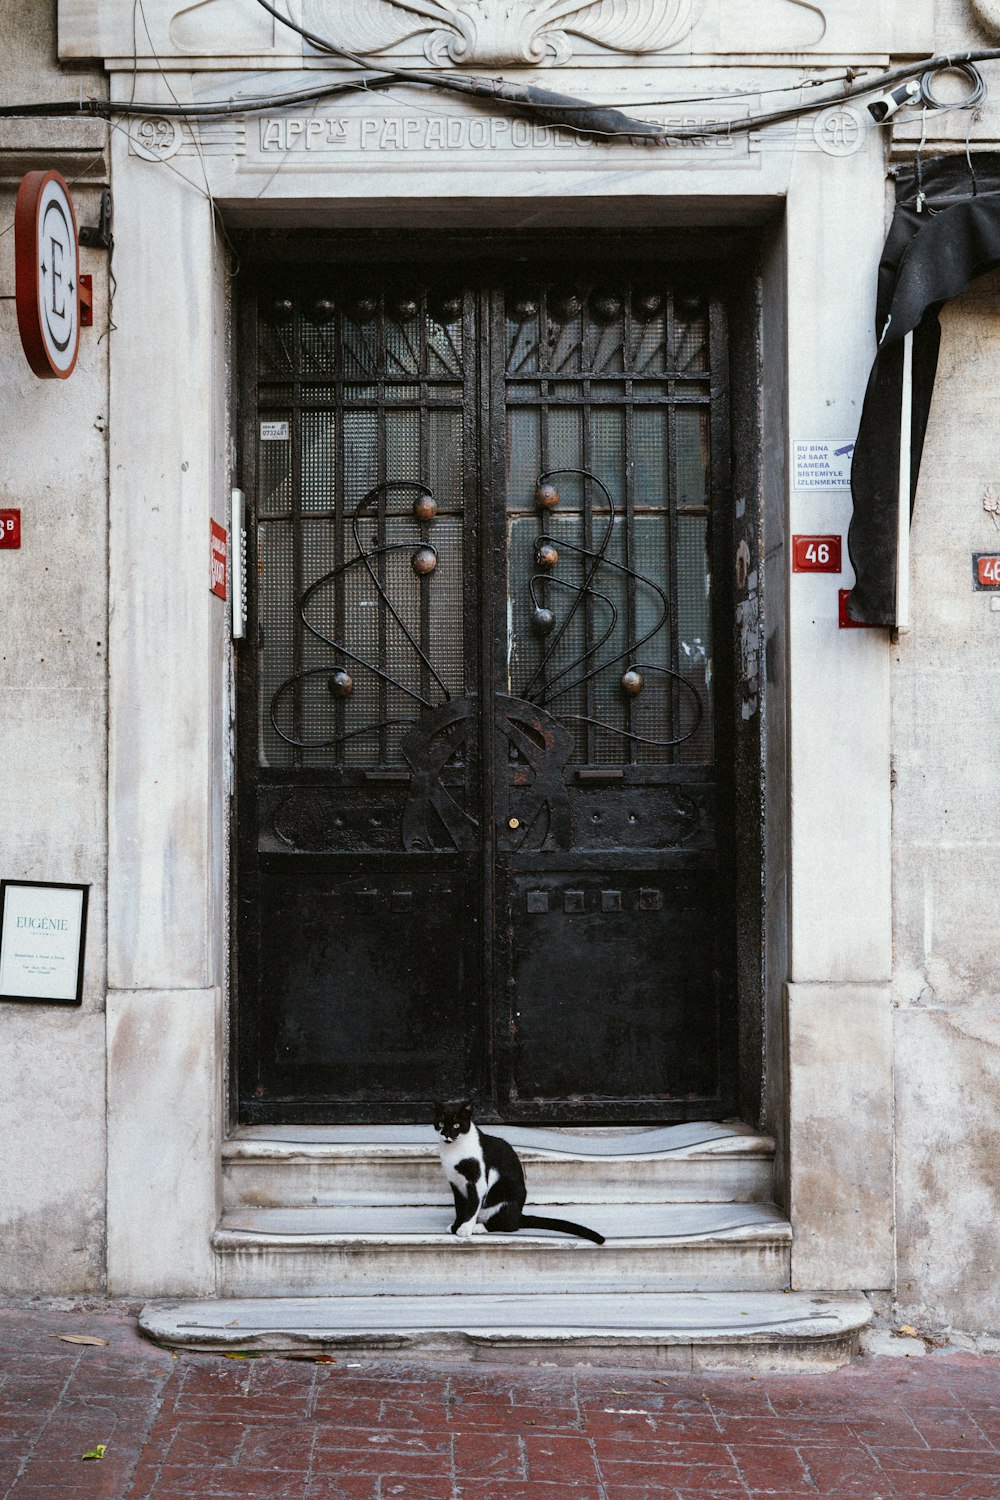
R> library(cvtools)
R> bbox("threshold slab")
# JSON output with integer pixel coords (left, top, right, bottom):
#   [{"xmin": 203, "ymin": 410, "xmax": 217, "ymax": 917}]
[{"xmin": 140, "ymin": 1291, "xmax": 871, "ymax": 1371}]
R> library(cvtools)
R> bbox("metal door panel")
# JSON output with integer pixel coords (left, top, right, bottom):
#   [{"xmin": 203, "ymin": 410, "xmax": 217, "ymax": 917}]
[
  {"xmin": 255, "ymin": 855, "xmax": 475, "ymax": 1113},
  {"xmin": 237, "ymin": 251, "xmax": 735, "ymax": 1123},
  {"xmin": 507, "ymin": 869, "xmax": 719, "ymax": 1109}
]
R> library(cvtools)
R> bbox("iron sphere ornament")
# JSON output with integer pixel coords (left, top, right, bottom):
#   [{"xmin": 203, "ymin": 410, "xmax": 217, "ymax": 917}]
[
  {"xmin": 348, "ymin": 293, "xmax": 378, "ymax": 323},
  {"xmin": 511, "ymin": 294, "xmax": 539, "ymax": 319},
  {"xmin": 328, "ymin": 668, "xmax": 353, "ymax": 698},
  {"xmin": 590, "ymin": 290, "xmax": 622, "ymax": 324},
  {"xmin": 632, "ymin": 290, "xmax": 663, "ymax": 320},
  {"xmin": 536, "ymin": 541, "xmax": 559, "ymax": 569},
  {"xmin": 532, "ymin": 606, "xmax": 556, "ymax": 634},
  {"xmin": 412, "ymin": 545, "xmax": 438, "ymax": 576},
  {"xmin": 311, "ymin": 297, "xmax": 335, "ymax": 323},
  {"xmin": 621, "ymin": 668, "xmax": 645, "ymax": 696},
  {"xmin": 393, "ymin": 296, "xmax": 419, "ymax": 321},
  {"xmin": 534, "ymin": 481, "xmax": 560, "ymax": 510},
  {"xmin": 550, "ymin": 290, "xmax": 584, "ymax": 321},
  {"xmin": 413, "ymin": 493, "xmax": 438, "ymax": 522},
  {"xmin": 271, "ymin": 298, "xmax": 294, "ymax": 319},
  {"xmin": 431, "ymin": 293, "xmax": 463, "ymax": 325}
]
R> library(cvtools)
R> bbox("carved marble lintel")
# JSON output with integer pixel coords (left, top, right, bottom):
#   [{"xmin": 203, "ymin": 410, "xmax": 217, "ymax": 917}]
[
  {"xmin": 306, "ymin": 0, "xmax": 705, "ymax": 67},
  {"xmin": 970, "ymin": 0, "xmax": 1000, "ymax": 38},
  {"xmin": 57, "ymin": 0, "xmax": 938, "ymax": 71}
]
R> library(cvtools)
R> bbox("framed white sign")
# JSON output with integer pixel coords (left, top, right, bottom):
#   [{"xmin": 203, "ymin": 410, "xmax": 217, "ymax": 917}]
[
  {"xmin": 0, "ymin": 880, "xmax": 89, "ymax": 1006},
  {"xmin": 792, "ymin": 440, "xmax": 855, "ymax": 492}
]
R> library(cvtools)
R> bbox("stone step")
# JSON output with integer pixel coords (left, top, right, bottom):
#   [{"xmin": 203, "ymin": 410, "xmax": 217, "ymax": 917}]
[
  {"xmin": 140, "ymin": 1290, "xmax": 870, "ymax": 1371},
  {"xmin": 212, "ymin": 1202, "xmax": 791, "ymax": 1298},
  {"xmin": 222, "ymin": 1121, "xmax": 775, "ymax": 1210}
]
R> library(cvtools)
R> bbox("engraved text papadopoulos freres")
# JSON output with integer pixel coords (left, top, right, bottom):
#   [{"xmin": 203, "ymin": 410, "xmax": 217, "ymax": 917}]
[{"xmin": 257, "ymin": 114, "xmax": 737, "ymax": 154}]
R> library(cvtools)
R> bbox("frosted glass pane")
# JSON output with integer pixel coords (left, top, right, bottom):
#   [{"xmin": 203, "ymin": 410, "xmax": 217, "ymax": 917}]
[
  {"xmin": 301, "ymin": 411, "xmax": 336, "ymax": 514},
  {"xmin": 673, "ymin": 295, "xmax": 709, "ymax": 373},
  {"xmin": 384, "ymin": 409, "xmax": 422, "ymax": 485},
  {"xmin": 258, "ymin": 519, "xmax": 294, "ymax": 768},
  {"xmin": 506, "ymin": 407, "xmax": 541, "ymax": 512},
  {"xmin": 428, "ymin": 409, "xmax": 463, "ymax": 509},
  {"xmin": 589, "ymin": 406, "xmax": 625, "ymax": 503},
  {"xmin": 544, "ymin": 409, "xmax": 584, "ymax": 506},
  {"xmin": 343, "ymin": 410, "xmax": 378, "ymax": 508},
  {"xmin": 676, "ymin": 409, "xmax": 709, "ymax": 507},
  {"xmin": 300, "ymin": 314, "xmax": 337, "ymax": 375},
  {"xmin": 383, "ymin": 304, "xmax": 421, "ymax": 378},
  {"xmin": 634, "ymin": 408, "xmax": 669, "ymax": 508}
]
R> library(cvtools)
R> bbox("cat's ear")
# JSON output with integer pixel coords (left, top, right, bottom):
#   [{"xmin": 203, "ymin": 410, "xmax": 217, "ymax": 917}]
[
  {"xmin": 430, "ymin": 1100, "xmax": 443, "ymax": 1115},
  {"xmin": 458, "ymin": 1098, "xmax": 474, "ymax": 1119}
]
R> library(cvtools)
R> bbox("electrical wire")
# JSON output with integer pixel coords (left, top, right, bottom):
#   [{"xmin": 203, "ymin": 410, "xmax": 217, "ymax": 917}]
[
  {"xmin": 0, "ymin": 0, "xmax": 999, "ymax": 147},
  {"xmin": 0, "ymin": 75, "xmax": 403, "ymax": 118},
  {"xmin": 247, "ymin": 0, "xmax": 1000, "ymax": 141},
  {"xmin": 919, "ymin": 63, "xmax": 986, "ymax": 112}
]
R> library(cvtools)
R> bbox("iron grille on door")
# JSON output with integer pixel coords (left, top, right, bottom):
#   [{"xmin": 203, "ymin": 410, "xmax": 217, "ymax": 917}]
[
  {"xmin": 237, "ymin": 254, "xmax": 735, "ymax": 1123},
  {"xmin": 256, "ymin": 283, "xmax": 713, "ymax": 778}
]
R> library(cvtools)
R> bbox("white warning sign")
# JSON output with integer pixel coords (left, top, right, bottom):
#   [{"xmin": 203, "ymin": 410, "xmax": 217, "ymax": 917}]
[{"xmin": 792, "ymin": 440, "xmax": 855, "ymax": 492}]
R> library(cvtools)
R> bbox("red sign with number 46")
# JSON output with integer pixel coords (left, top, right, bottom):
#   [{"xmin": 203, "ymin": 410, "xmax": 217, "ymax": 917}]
[
  {"xmin": 792, "ymin": 534, "xmax": 842, "ymax": 573},
  {"xmin": 974, "ymin": 553, "xmax": 1000, "ymax": 589}
]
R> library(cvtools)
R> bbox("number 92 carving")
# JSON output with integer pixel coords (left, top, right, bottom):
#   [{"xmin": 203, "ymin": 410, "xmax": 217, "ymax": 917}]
[{"xmin": 130, "ymin": 117, "xmax": 183, "ymax": 162}]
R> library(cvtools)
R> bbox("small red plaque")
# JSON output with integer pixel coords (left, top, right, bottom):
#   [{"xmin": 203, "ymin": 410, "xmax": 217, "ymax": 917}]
[
  {"xmin": 0, "ymin": 510, "xmax": 21, "ymax": 549},
  {"xmin": 210, "ymin": 520, "xmax": 227, "ymax": 599},
  {"xmin": 974, "ymin": 553, "xmax": 1000, "ymax": 589},
  {"xmin": 792, "ymin": 534, "xmax": 842, "ymax": 573},
  {"xmin": 839, "ymin": 588, "xmax": 880, "ymax": 629}
]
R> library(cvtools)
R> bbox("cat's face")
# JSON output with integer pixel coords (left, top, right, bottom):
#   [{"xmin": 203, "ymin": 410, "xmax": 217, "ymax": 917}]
[{"xmin": 432, "ymin": 1099, "xmax": 474, "ymax": 1142}]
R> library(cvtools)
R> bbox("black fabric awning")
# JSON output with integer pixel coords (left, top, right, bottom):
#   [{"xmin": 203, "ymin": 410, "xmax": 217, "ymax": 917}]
[{"xmin": 848, "ymin": 153, "xmax": 1000, "ymax": 624}]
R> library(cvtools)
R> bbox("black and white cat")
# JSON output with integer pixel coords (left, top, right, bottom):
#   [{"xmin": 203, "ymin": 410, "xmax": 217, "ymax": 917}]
[{"xmin": 432, "ymin": 1099, "xmax": 605, "ymax": 1245}]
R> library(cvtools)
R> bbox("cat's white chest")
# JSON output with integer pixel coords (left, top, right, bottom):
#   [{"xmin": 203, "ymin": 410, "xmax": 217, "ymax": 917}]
[{"xmin": 438, "ymin": 1131, "xmax": 484, "ymax": 1190}]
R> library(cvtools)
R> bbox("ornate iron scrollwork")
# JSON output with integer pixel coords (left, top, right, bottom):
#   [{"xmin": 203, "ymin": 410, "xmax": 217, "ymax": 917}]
[
  {"xmin": 269, "ymin": 479, "xmax": 449, "ymax": 752},
  {"xmin": 521, "ymin": 467, "xmax": 705, "ymax": 750},
  {"xmin": 400, "ymin": 697, "xmax": 478, "ymax": 853},
  {"xmin": 397, "ymin": 694, "xmax": 573, "ymax": 853},
  {"xmin": 269, "ymin": 460, "xmax": 706, "ymax": 851}
]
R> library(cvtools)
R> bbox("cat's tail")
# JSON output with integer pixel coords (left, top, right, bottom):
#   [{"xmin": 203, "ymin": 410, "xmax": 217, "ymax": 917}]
[{"xmin": 518, "ymin": 1213, "xmax": 605, "ymax": 1246}]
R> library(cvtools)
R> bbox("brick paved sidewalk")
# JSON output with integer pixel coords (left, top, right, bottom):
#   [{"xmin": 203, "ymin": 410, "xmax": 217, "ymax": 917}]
[{"xmin": 3, "ymin": 1305, "xmax": 1000, "ymax": 1499}]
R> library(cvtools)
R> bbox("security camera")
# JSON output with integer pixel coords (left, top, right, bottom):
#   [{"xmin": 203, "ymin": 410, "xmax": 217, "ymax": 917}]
[{"xmin": 867, "ymin": 78, "xmax": 921, "ymax": 122}]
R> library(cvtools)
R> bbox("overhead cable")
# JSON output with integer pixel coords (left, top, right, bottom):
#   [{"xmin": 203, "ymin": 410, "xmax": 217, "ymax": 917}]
[{"xmin": 0, "ymin": 0, "xmax": 998, "ymax": 146}]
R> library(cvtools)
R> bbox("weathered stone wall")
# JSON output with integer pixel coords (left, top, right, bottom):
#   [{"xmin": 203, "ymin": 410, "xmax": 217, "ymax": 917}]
[
  {"xmin": 0, "ymin": 0, "xmax": 109, "ymax": 1292},
  {"xmin": 892, "ymin": 269, "xmax": 1000, "ymax": 1334},
  {"xmin": 2, "ymin": 0, "xmax": 999, "ymax": 1331}
]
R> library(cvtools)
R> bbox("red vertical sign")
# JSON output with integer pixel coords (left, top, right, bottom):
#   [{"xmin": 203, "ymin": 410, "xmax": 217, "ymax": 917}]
[{"xmin": 210, "ymin": 520, "xmax": 227, "ymax": 599}]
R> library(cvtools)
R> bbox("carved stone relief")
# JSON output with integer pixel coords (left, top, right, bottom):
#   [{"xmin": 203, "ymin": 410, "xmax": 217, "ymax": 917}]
[
  {"xmin": 970, "ymin": 0, "xmax": 1000, "ymax": 36},
  {"xmin": 58, "ymin": 0, "xmax": 937, "ymax": 69},
  {"xmin": 306, "ymin": 0, "xmax": 706, "ymax": 66}
]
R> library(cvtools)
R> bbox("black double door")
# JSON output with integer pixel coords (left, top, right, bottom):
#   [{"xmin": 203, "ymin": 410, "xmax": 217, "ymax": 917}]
[{"xmin": 236, "ymin": 244, "xmax": 736, "ymax": 1123}]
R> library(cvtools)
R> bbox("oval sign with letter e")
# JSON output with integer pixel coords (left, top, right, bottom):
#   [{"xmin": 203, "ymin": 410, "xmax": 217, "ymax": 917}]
[{"xmin": 15, "ymin": 170, "xmax": 81, "ymax": 380}]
